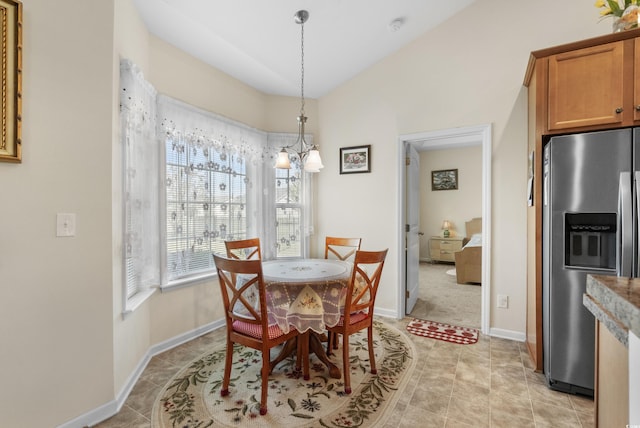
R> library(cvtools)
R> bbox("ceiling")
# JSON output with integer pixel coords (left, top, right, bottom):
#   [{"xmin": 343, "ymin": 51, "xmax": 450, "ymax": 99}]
[{"xmin": 132, "ymin": 0, "xmax": 475, "ymax": 99}]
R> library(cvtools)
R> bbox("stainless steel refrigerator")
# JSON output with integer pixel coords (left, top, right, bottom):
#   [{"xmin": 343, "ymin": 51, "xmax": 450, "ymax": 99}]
[{"xmin": 543, "ymin": 128, "xmax": 640, "ymax": 396}]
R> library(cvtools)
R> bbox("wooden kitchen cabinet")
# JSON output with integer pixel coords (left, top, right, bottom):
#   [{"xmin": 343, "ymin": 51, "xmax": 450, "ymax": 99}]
[
  {"xmin": 595, "ymin": 320, "xmax": 629, "ymax": 427},
  {"xmin": 635, "ymin": 39, "xmax": 640, "ymax": 122},
  {"xmin": 548, "ymin": 41, "xmax": 625, "ymax": 130},
  {"xmin": 430, "ymin": 236, "xmax": 464, "ymax": 263},
  {"xmin": 526, "ymin": 30, "xmax": 640, "ymax": 137}
]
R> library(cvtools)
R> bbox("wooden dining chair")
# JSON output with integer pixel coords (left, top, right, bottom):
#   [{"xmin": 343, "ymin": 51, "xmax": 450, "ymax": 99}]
[
  {"xmin": 324, "ymin": 236, "xmax": 362, "ymax": 262},
  {"xmin": 225, "ymin": 237, "xmax": 262, "ymax": 260},
  {"xmin": 325, "ymin": 236, "xmax": 362, "ymax": 352},
  {"xmin": 325, "ymin": 249, "xmax": 388, "ymax": 394},
  {"xmin": 213, "ymin": 254, "xmax": 298, "ymax": 415}
]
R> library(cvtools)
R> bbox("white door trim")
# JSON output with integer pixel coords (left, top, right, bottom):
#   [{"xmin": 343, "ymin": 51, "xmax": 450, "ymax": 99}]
[{"xmin": 396, "ymin": 124, "xmax": 492, "ymax": 335}]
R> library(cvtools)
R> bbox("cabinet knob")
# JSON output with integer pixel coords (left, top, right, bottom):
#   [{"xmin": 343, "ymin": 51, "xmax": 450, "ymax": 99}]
[
  {"xmin": 636, "ymin": 105, "xmax": 640, "ymax": 111},
  {"xmin": 616, "ymin": 107, "xmax": 624, "ymax": 114}
]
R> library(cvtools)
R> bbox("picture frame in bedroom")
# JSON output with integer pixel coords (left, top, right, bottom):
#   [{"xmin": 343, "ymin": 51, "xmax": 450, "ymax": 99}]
[
  {"xmin": 0, "ymin": 0, "xmax": 22, "ymax": 163},
  {"xmin": 431, "ymin": 169, "xmax": 458, "ymax": 191}
]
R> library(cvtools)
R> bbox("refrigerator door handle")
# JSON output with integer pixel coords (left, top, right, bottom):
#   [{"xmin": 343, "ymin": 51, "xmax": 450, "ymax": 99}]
[
  {"xmin": 619, "ymin": 172, "xmax": 633, "ymax": 277},
  {"xmin": 635, "ymin": 171, "xmax": 640, "ymax": 277}
]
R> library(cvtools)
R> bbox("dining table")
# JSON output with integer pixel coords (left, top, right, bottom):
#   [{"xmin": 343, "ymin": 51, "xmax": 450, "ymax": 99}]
[{"xmin": 263, "ymin": 258, "xmax": 352, "ymax": 380}]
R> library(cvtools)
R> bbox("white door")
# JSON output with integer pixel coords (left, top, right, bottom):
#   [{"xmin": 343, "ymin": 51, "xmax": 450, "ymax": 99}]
[{"xmin": 405, "ymin": 143, "xmax": 420, "ymax": 314}]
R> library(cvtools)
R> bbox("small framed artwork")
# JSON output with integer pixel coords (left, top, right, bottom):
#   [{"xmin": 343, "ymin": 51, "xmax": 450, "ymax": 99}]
[
  {"xmin": 0, "ymin": 0, "xmax": 22, "ymax": 163},
  {"xmin": 340, "ymin": 145, "xmax": 371, "ymax": 174},
  {"xmin": 431, "ymin": 169, "xmax": 458, "ymax": 191}
]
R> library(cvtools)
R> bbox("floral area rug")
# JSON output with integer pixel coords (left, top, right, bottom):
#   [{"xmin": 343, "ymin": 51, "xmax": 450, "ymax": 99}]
[
  {"xmin": 406, "ymin": 318, "xmax": 478, "ymax": 345},
  {"xmin": 151, "ymin": 319, "xmax": 415, "ymax": 427}
]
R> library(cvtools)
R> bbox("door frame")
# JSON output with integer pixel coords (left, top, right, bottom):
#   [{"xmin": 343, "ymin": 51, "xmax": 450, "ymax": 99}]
[
  {"xmin": 405, "ymin": 143, "xmax": 420, "ymax": 313},
  {"xmin": 396, "ymin": 124, "xmax": 492, "ymax": 335}
]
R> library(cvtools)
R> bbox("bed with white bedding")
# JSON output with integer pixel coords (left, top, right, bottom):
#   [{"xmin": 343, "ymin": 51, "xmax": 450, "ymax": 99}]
[{"xmin": 454, "ymin": 218, "xmax": 482, "ymax": 284}]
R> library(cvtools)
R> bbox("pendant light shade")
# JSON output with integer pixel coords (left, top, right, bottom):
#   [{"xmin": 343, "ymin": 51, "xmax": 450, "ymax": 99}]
[
  {"xmin": 304, "ymin": 147, "xmax": 324, "ymax": 172},
  {"xmin": 275, "ymin": 148, "xmax": 291, "ymax": 169}
]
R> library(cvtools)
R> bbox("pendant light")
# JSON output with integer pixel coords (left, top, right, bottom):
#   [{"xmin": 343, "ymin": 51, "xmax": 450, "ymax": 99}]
[{"xmin": 274, "ymin": 10, "xmax": 324, "ymax": 173}]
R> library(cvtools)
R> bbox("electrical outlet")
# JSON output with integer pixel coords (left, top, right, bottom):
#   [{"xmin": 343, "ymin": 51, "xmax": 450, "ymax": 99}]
[{"xmin": 497, "ymin": 294, "xmax": 509, "ymax": 309}]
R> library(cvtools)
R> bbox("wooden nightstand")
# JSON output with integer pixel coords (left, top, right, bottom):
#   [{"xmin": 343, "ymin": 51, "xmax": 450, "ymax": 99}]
[{"xmin": 430, "ymin": 236, "xmax": 464, "ymax": 263}]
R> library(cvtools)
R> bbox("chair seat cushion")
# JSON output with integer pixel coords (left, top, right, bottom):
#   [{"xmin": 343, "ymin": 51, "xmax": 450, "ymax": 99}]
[
  {"xmin": 335, "ymin": 311, "xmax": 368, "ymax": 327},
  {"xmin": 233, "ymin": 320, "xmax": 286, "ymax": 340}
]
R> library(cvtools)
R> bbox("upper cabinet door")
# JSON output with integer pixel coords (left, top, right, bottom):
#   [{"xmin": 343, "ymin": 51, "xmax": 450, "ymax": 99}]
[
  {"xmin": 634, "ymin": 39, "xmax": 640, "ymax": 122},
  {"xmin": 548, "ymin": 41, "xmax": 625, "ymax": 131}
]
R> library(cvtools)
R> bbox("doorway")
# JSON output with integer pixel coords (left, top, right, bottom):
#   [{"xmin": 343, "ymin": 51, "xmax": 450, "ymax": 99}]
[{"xmin": 397, "ymin": 124, "xmax": 492, "ymax": 335}]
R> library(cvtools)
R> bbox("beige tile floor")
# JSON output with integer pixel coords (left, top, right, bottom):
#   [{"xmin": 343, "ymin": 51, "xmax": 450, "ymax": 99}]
[{"xmin": 94, "ymin": 316, "xmax": 594, "ymax": 428}]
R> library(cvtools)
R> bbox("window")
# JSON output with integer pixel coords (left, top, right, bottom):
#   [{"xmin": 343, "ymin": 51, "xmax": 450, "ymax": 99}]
[
  {"xmin": 157, "ymin": 93, "xmax": 268, "ymax": 284},
  {"xmin": 120, "ymin": 59, "xmax": 160, "ymax": 310},
  {"xmin": 165, "ymin": 136, "xmax": 249, "ymax": 280},
  {"xmin": 275, "ymin": 161, "xmax": 303, "ymax": 257}
]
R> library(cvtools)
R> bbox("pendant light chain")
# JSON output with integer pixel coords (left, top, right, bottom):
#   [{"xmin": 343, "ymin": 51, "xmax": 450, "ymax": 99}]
[{"xmin": 299, "ymin": 18, "xmax": 305, "ymax": 117}]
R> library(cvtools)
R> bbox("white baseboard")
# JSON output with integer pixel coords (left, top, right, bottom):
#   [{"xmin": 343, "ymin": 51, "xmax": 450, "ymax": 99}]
[
  {"xmin": 148, "ymin": 318, "xmax": 225, "ymax": 358},
  {"xmin": 57, "ymin": 319, "xmax": 225, "ymax": 428},
  {"xmin": 373, "ymin": 306, "xmax": 399, "ymax": 319},
  {"xmin": 489, "ymin": 327, "xmax": 526, "ymax": 342},
  {"xmin": 57, "ymin": 399, "xmax": 119, "ymax": 428}
]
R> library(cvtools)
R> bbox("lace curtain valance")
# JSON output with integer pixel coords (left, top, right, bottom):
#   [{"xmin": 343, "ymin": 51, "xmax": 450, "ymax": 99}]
[{"xmin": 158, "ymin": 95, "xmax": 277, "ymax": 165}]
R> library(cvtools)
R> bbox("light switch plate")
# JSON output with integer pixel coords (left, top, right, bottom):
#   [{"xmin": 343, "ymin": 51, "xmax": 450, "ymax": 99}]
[
  {"xmin": 56, "ymin": 213, "xmax": 76, "ymax": 237},
  {"xmin": 497, "ymin": 294, "xmax": 509, "ymax": 309}
]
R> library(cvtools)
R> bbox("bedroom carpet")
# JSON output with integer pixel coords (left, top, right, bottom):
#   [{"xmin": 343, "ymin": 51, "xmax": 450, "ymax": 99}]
[{"xmin": 409, "ymin": 262, "xmax": 481, "ymax": 329}]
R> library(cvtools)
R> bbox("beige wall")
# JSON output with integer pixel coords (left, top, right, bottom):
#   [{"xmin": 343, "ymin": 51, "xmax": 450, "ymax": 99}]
[
  {"xmin": 0, "ymin": 1, "xmax": 116, "ymax": 426},
  {"xmin": 0, "ymin": 0, "xmax": 615, "ymax": 426},
  {"xmin": 314, "ymin": 0, "xmax": 606, "ymax": 331},
  {"xmin": 419, "ymin": 147, "xmax": 482, "ymax": 259}
]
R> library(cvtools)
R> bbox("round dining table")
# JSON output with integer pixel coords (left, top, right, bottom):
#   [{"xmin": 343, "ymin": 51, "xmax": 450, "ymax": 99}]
[{"xmin": 262, "ymin": 258, "xmax": 352, "ymax": 379}]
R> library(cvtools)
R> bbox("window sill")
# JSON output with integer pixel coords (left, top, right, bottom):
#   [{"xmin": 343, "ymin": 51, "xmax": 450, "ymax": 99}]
[
  {"xmin": 122, "ymin": 288, "xmax": 157, "ymax": 318},
  {"xmin": 161, "ymin": 271, "xmax": 217, "ymax": 292}
]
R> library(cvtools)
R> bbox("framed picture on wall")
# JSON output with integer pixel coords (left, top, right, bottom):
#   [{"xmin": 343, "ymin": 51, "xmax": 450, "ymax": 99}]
[
  {"xmin": 431, "ymin": 169, "xmax": 458, "ymax": 191},
  {"xmin": 0, "ymin": 0, "xmax": 22, "ymax": 163},
  {"xmin": 340, "ymin": 145, "xmax": 371, "ymax": 174}
]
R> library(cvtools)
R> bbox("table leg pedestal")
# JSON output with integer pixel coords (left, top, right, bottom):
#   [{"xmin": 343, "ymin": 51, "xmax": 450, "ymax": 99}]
[
  {"xmin": 296, "ymin": 332, "xmax": 311, "ymax": 380},
  {"xmin": 309, "ymin": 332, "xmax": 341, "ymax": 379},
  {"xmin": 268, "ymin": 332, "xmax": 341, "ymax": 380},
  {"xmin": 269, "ymin": 337, "xmax": 297, "ymax": 373}
]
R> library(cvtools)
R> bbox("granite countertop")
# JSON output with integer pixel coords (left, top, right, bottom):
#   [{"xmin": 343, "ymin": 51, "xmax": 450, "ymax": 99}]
[{"xmin": 584, "ymin": 275, "xmax": 640, "ymax": 348}]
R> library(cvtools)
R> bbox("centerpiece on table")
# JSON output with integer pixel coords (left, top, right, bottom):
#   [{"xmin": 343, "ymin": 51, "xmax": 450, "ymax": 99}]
[{"xmin": 596, "ymin": 0, "xmax": 640, "ymax": 32}]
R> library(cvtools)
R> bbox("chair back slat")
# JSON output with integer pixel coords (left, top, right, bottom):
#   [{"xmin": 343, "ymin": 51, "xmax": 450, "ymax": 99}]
[
  {"xmin": 344, "ymin": 249, "xmax": 388, "ymax": 316},
  {"xmin": 225, "ymin": 238, "xmax": 262, "ymax": 260},
  {"xmin": 214, "ymin": 254, "xmax": 266, "ymax": 327},
  {"xmin": 325, "ymin": 236, "xmax": 362, "ymax": 262}
]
